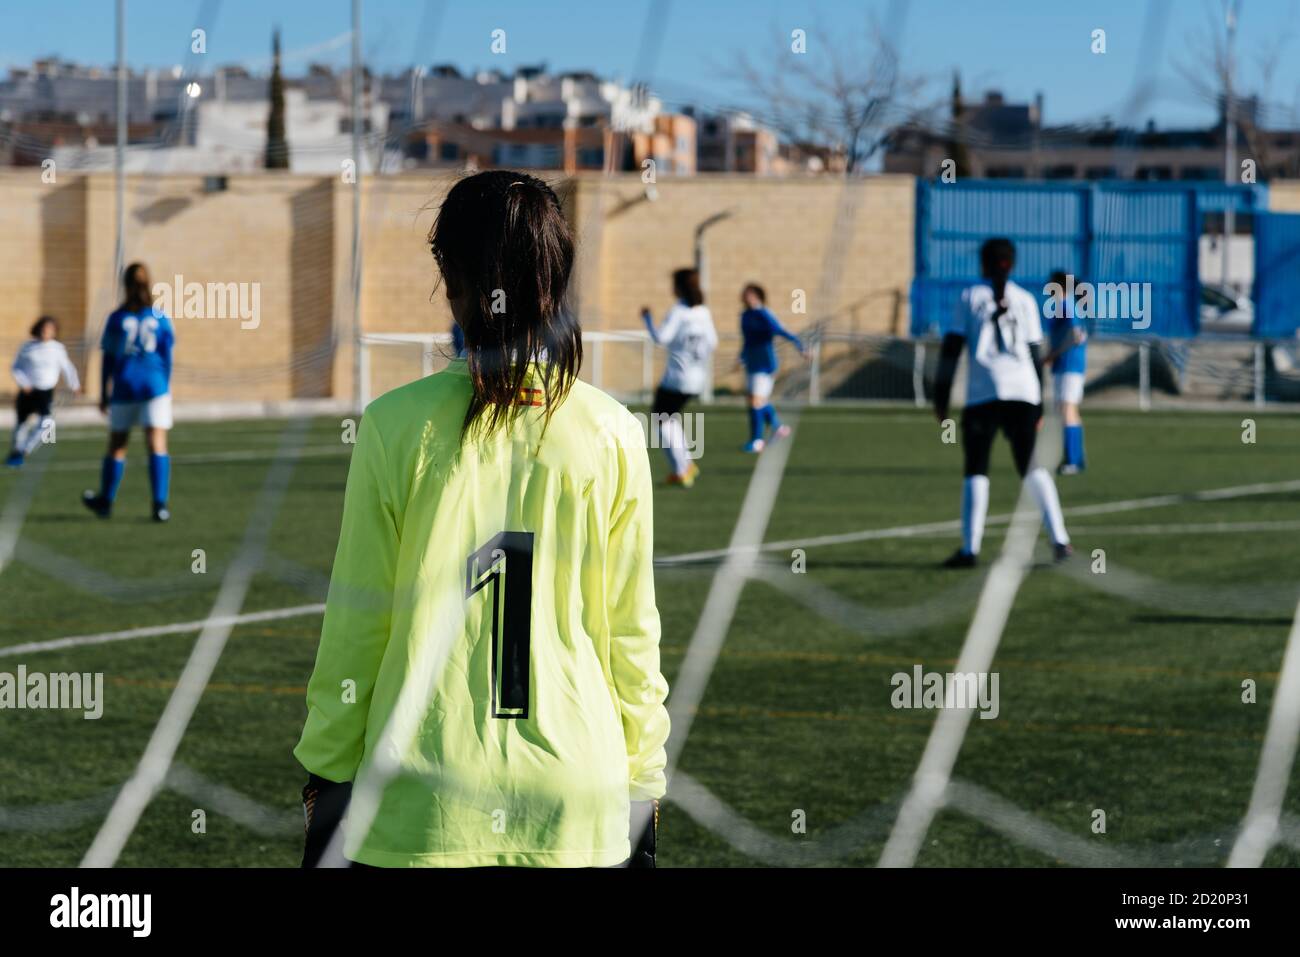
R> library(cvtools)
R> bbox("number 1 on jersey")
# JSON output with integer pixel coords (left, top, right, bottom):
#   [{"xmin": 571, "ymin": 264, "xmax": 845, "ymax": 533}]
[{"xmin": 465, "ymin": 531, "xmax": 534, "ymax": 719}]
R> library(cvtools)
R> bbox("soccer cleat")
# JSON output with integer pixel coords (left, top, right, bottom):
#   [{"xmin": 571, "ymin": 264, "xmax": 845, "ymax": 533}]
[
  {"xmin": 1053, "ymin": 542, "xmax": 1074, "ymax": 563},
  {"xmin": 679, "ymin": 462, "xmax": 699, "ymax": 488},
  {"xmin": 301, "ymin": 774, "xmax": 354, "ymax": 869},
  {"xmin": 628, "ymin": 799, "xmax": 658, "ymax": 869},
  {"xmin": 942, "ymin": 548, "xmax": 978, "ymax": 568},
  {"xmin": 1056, "ymin": 463, "xmax": 1082, "ymax": 476},
  {"xmin": 153, "ymin": 504, "xmax": 171, "ymax": 523},
  {"xmin": 5, "ymin": 451, "xmax": 22, "ymax": 468},
  {"xmin": 81, "ymin": 490, "xmax": 112, "ymax": 518},
  {"xmin": 771, "ymin": 424, "xmax": 792, "ymax": 441},
  {"xmin": 742, "ymin": 439, "xmax": 766, "ymax": 453}
]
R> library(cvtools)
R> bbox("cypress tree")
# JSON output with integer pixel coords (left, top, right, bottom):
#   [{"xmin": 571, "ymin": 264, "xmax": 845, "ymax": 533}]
[{"xmin": 265, "ymin": 28, "xmax": 290, "ymax": 170}]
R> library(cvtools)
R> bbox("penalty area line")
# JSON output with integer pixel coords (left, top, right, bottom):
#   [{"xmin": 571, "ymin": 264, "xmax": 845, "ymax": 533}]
[
  {"xmin": 655, "ymin": 478, "xmax": 1300, "ymax": 566},
  {"xmin": 0, "ymin": 604, "xmax": 326, "ymax": 660}
]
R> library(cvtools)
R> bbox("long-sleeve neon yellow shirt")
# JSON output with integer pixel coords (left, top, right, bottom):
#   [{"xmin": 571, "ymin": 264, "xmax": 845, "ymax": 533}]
[{"xmin": 293, "ymin": 359, "xmax": 669, "ymax": 867}]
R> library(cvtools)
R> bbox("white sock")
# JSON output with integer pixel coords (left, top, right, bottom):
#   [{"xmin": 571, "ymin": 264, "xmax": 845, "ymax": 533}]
[
  {"xmin": 670, "ymin": 417, "xmax": 690, "ymax": 474},
  {"xmin": 21, "ymin": 417, "xmax": 52, "ymax": 455},
  {"xmin": 1026, "ymin": 467, "xmax": 1069, "ymax": 546},
  {"xmin": 12, "ymin": 416, "xmax": 35, "ymax": 456},
  {"xmin": 659, "ymin": 416, "xmax": 685, "ymax": 475},
  {"xmin": 962, "ymin": 475, "xmax": 990, "ymax": 555}
]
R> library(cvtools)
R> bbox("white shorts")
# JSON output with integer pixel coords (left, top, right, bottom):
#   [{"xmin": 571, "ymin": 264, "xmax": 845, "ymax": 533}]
[
  {"xmin": 1054, "ymin": 372, "xmax": 1084, "ymax": 407},
  {"xmin": 109, "ymin": 394, "xmax": 173, "ymax": 431},
  {"xmin": 746, "ymin": 372, "xmax": 775, "ymax": 400}
]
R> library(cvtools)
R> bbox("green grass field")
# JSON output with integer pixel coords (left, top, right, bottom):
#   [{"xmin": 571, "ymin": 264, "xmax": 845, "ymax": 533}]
[{"xmin": 2, "ymin": 404, "xmax": 1298, "ymax": 867}]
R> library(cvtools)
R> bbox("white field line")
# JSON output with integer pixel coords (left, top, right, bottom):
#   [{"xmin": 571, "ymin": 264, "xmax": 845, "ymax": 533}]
[
  {"xmin": 1046, "ymin": 519, "xmax": 1300, "ymax": 538},
  {"xmin": 6, "ymin": 444, "xmax": 349, "ymax": 473},
  {"xmin": 10, "ymin": 479, "xmax": 1296, "ymax": 661},
  {"xmin": 877, "ymin": 418, "xmax": 1065, "ymax": 868},
  {"xmin": 655, "ymin": 478, "xmax": 1300, "ymax": 565},
  {"xmin": 754, "ymin": 518, "xmax": 1300, "ymax": 543},
  {"xmin": 877, "ymin": 490, "xmax": 1043, "ymax": 867},
  {"xmin": 1228, "ymin": 597, "xmax": 1300, "ymax": 867},
  {"xmin": 663, "ymin": 418, "xmax": 798, "ymax": 775},
  {"xmin": 0, "ymin": 604, "xmax": 326, "ymax": 659},
  {"xmin": 635, "ymin": 417, "xmax": 802, "ymax": 853},
  {"xmin": 80, "ymin": 422, "xmax": 309, "ymax": 868},
  {"xmin": 0, "ymin": 449, "xmax": 52, "ymax": 577}
]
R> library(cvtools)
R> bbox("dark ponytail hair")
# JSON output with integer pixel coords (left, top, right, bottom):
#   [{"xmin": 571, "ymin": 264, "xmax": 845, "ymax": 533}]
[
  {"xmin": 673, "ymin": 268, "xmax": 704, "ymax": 307},
  {"xmin": 430, "ymin": 170, "xmax": 580, "ymax": 441},
  {"xmin": 980, "ymin": 237, "xmax": 1015, "ymax": 316},
  {"xmin": 122, "ymin": 262, "xmax": 153, "ymax": 313}
]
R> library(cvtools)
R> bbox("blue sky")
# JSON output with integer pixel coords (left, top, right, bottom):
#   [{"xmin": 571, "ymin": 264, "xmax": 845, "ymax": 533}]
[{"xmin": 3, "ymin": 0, "xmax": 1299, "ymax": 128}]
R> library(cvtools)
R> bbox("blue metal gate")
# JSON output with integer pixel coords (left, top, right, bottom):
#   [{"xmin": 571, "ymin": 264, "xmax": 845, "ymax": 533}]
[
  {"xmin": 911, "ymin": 180, "xmax": 1262, "ymax": 339},
  {"xmin": 1253, "ymin": 211, "xmax": 1300, "ymax": 338}
]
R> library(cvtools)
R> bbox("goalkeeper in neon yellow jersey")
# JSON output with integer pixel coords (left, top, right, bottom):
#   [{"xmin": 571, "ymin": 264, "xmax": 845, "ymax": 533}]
[{"xmin": 294, "ymin": 170, "xmax": 669, "ymax": 868}]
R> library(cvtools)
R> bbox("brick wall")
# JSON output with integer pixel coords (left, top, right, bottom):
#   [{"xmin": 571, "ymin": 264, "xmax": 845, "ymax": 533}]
[{"xmin": 0, "ymin": 169, "xmax": 917, "ymax": 404}]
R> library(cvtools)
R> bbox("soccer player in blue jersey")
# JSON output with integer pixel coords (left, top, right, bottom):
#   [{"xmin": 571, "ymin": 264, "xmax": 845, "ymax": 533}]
[
  {"xmin": 738, "ymin": 283, "xmax": 805, "ymax": 452},
  {"xmin": 1045, "ymin": 270, "xmax": 1088, "ymax": 475},
  {"xmin": 82, "ymin": 263, "xmax": 176, "ymax": 522}
]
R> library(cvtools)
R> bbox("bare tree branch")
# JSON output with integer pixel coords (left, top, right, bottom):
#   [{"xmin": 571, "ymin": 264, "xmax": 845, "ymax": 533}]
[{"xmin": 730, "ymin": 14, "xmax": 926, "ymax": 174}]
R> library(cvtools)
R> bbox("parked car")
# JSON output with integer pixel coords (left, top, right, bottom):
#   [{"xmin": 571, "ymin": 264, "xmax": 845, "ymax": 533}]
[{"xmin": 1199, "ymin": 283, "xmax": 1254, "ymax": 335}]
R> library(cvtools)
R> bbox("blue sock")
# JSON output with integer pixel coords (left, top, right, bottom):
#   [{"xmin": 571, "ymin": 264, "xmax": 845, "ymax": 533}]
[
  {"xmin": 759, "ymin": 403, "xmax": 780, "ymax": 434},
  {"xmin": 148, "ymin": 453, "xmax": 171, "ymax": 507},
  {"xmin": 747, "ymin": 406, "xmax": 763, "ymax": 443},
  {"xmin": 1064, "ymin": 425, "xmax": 1085, "ymax": 467},
  {"xmin": 101, "ymin": 456, "xmax": 125, "ymax": 502}
]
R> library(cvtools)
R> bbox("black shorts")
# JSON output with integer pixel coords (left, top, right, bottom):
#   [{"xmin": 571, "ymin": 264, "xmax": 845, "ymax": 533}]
[
  {"xmin": 651, "ymin": 387, "xmax": 695, "ymax": 418},
  {"xmin": 15, "ymin": 389, "xmax": 53, "ymax": 422},
  {"xmin": 962, "ymin": 400, "xmax": 1042, "ymax": 478}
]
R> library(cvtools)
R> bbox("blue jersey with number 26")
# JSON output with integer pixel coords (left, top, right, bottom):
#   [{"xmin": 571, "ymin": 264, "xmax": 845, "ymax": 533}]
[
  {"xmin": 1047, "ymin": 296, "xmax": 1087, "ymax": 376},
  {"xmin": 101, "ymin": 307, "xmax": 175, "ymax": 402}
]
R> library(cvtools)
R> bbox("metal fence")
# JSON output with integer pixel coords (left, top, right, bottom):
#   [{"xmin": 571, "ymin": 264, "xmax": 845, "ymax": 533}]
[
  {"xmin": 360, "ymin": 329, "xmax": 1300, "ymax": 411},
  {"xmin": 911, "ymin": 179, "xmax": 1273, "ymax": 340}
]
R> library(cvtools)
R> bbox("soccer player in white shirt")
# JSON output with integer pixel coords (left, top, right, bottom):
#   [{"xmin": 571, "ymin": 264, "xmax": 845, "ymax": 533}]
[
  {"xmin": 7, "ymin": 316, "xmax": 81, "ymax": 467},
  {"xmin": 933, "ymin": 238, "xmax": 1071, "ymax": 567},
  {"xmin": 641, "ymin": 268, "xmax": 717, "ymax": 488}
]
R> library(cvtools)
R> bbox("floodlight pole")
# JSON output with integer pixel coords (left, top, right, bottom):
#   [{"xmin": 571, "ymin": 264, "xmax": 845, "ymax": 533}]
[
  {"xmin": 693, "ymin": 209, "xmax": 735, "ymax": 291},
  {"xmin": 114, "ymin": 0, "xmax": 126, "ymax": 287},
  {"xmin": 1221, "ymin": 0, "xmax": 1240, "ymax": 292},
  {"xmin": 351, "ymin": 0, "xmax": 364, "ymax": 411},
  {"xmin": 693, "ymin": 209, "xmax": 734, "ymax": 403}
]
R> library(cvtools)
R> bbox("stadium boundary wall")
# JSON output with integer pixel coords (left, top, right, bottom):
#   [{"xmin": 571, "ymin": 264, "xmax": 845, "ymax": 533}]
[{"xmin": 0, "ymin": 170, "xmax": 915, "ymax": 405}]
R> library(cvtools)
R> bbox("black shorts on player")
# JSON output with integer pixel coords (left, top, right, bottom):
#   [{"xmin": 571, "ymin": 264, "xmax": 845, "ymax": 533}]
[
  {"xmin": 651, "ymin": 386, "xmax": 694, "ymax": 418},
  {"xmin": 961, "ymin": 400, "xmax": 1042, "ymax": 478},
  {"xmin": 15, "ymin": 387, "xmax": 54, "ymax": 422}
]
